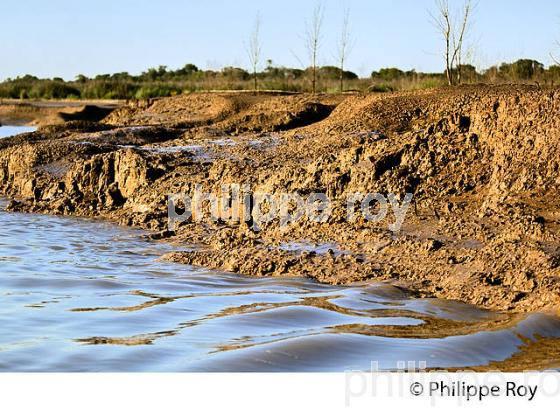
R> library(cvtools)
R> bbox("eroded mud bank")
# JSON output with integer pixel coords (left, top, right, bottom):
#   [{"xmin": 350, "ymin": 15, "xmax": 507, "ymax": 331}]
[{"xmin": 1, "ymin": 87, "xmax": 559, "ymax": 313}]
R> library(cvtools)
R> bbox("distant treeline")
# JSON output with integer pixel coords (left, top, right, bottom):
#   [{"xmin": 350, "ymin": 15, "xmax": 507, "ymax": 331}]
[{"xmin": 0, "ymin": 59, "xmax": 557, "ymax": 100}]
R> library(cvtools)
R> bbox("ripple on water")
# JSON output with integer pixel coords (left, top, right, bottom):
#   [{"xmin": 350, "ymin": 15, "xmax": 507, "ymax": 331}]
[{"xmin": 0, "ymin": 203, "xmax": 559, "ymax": 371}]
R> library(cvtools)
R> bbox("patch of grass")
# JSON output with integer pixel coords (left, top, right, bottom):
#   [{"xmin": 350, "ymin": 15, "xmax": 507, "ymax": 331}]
[{"xmin": 368, "ymin": 84, "xmax": 396, "ymax": 93}]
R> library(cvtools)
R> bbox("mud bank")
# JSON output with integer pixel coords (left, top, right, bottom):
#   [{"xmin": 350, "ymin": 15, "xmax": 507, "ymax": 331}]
[
  {"xmin": 1, "ymin": 87, "xmax": 559, "ymax": 313},
  {"xmin": 0, "ymin": 99, "xmax": 121, "ymax": 126}
]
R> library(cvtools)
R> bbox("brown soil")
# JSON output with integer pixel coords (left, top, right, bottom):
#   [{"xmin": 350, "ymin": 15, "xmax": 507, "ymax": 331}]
[
  {"xmin": 0, "ymin": 99, "xmax": 121, "ymax": 126},
  {"xmin": 1, "ymin": 87, "xmax": 559, "ymax": 313}
]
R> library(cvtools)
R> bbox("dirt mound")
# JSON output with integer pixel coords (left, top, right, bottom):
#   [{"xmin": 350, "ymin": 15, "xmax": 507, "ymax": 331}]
[
  {"xmin": 298, "ymin": 85, "xmax": 560, "ymax": 205},
  {"xmin": 104, "ymin": 93, "xmax": 264, "ymax": 127},
  {"xmin": 214, "ymin": 94, "xmax": 343, "ymax": 134},
  {"xmin": 59, "ymin": 105, "xmax": 115, "ymax": 122},
  {"xmin": 104, "ymin": 92, "xmax": 345, "ymax": 134}
]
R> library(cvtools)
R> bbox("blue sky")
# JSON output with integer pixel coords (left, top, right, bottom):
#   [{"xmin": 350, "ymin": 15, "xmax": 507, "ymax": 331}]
[{"xmin": 2, "ymin": 0, "xmax": 559, "ymax": 80}]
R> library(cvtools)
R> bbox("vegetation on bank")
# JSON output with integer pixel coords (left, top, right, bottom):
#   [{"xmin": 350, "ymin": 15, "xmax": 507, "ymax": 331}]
[{"xmin": 0, "ymin": 59, "xmax": 558, "ymax": 101}]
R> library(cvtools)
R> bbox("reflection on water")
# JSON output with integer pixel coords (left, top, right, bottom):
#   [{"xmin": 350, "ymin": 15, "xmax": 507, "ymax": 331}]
[
  {"xmin": 0, "ymin": 125, "xmax": 37, "ymax": 138},
  {"xmin": 0, "ymin": 203, "xmax": 559, "ymax": 371}
]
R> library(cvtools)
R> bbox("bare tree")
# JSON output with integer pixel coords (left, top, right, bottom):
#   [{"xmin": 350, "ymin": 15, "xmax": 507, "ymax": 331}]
[
  {"xmin": 551, "ymin": 40, "xmax": 560, "ymax": 65},
  {"xmin": 551, "ymin": 15, "xmax": 560, "ymax": 65},
  {"xmin": 431, "ymin": 0, "xmax": 452, "ymax": 85},
  {"xmin": 305, "ymin": 2, "xmax": 325, "ymax": 94},
  {"xmin": 246, "ymin": 12, "xmax": 262, "ymax": 92},
  {"xmin": 337, "ymin": 8, "xmax": 353, "ymax": 93},
  {"xmin": 430, "ymin": 0, "xmax": 473, "ymax": 85}
]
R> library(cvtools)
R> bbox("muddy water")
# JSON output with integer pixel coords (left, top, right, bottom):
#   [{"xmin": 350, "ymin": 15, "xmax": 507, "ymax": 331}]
[
  {"xmin": 0, "ymin": 204, "xmax": 559, "ymax": 371},
  {"xmin": 0, "ymin": 125, "xmax": 37, "ymax": 138}
]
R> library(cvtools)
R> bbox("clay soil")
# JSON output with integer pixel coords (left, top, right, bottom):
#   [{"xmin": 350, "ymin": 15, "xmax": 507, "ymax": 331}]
[{"xmin": 1, "ymin": 86, "xmax": 559, "ymax": 313}]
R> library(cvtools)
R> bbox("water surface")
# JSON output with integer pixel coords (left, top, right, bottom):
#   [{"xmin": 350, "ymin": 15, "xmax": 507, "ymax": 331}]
[
  {"xmin": 0, "ymin": 204, "xmax": 559, "ymax": 371},
  {"xmin": 0, "ymin": 125, "xmax": 37, "ymax": 138}
]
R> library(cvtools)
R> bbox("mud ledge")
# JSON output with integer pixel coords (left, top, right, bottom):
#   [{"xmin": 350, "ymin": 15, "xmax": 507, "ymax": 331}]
[
  {"xmin": 0, "ymin": 99, "xmax": 121, "ymax": 126},
  {"xmin": 1, "ymin": 87, "xmax": 559, "ymax": 313}
]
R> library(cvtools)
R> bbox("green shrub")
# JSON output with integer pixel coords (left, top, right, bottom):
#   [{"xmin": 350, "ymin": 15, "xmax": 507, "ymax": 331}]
[
  {"xmin": 28, "ymin": 81, "xmax": 80, "ymax": 99},
  {"xmin": 369, "ymin": 84, "xmax": 395, "ymax": 92}
]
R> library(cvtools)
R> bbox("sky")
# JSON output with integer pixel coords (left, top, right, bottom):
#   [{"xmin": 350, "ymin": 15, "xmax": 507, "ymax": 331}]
[{"xmin": 1, "ymin": 0, "xmax": 560, "ymax": 81}]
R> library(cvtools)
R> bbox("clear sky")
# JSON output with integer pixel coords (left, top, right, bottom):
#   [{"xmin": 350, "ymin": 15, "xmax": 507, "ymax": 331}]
[{"xmin": 2, "ymin": 0, "xmax": 559, "ymax": 80}]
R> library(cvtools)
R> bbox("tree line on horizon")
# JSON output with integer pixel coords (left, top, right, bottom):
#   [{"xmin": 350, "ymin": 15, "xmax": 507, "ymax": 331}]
[
  {"xmin": 1, "ymin": 0, "xmax": 560, "ymax": 100},
  {"xmin": 0, "ymin": 58, "xmax": 557, "ymax": 100}
]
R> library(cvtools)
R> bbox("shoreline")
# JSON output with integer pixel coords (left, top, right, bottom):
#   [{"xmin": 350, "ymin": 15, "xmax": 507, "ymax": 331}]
[
  {"xmin": 0, "ymin": 99, "xmax": 122, "ymax": 126},
  {"xmin": 1, "ymin": 85, "xmax": 559, "ymax": 314},
  {"xmin": 3, "ymin": 199, "xmax": 557, "ymax": 321}
]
